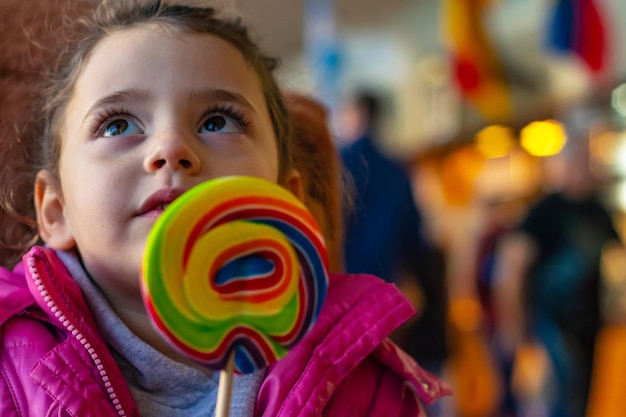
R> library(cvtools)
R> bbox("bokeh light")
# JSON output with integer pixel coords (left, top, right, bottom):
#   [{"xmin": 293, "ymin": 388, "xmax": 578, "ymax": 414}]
[
  {"xmin": 475, "ymin": 124, "xmax": 515, "ymax": 159},
  {"xmin": 611, "ymin": 83, "xmax": 626, "ymax": 117},
  {"xmin": 520, "ymin": 120, "xmax": 567, "ymax": 157}
]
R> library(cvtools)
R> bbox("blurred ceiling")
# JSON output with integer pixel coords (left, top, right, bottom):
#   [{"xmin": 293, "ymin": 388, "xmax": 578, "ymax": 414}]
[{"xmin": 233, "ymin": 0, "xmax": 412, "ymax": 58}]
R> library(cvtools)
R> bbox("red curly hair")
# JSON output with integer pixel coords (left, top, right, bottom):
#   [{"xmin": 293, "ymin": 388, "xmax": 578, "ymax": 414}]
[{"xmin": 283, "ymin": 91, "xmax": 345, "ymax": 273}]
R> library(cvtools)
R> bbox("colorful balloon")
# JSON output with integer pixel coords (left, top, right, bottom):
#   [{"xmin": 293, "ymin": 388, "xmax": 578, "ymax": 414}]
[{"xmin": 141, "ymin": 176, "xmax": 329, "ymax": 373}]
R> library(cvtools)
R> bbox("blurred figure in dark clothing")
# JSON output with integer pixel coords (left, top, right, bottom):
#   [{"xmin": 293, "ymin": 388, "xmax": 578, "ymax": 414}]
[
  {"xmin": 494, "ymin": 128, "xmax": 621, "ymax": 417},
  {"xmin": 339, "ymin": 90, "xmax": 448, "ymax": 378}
]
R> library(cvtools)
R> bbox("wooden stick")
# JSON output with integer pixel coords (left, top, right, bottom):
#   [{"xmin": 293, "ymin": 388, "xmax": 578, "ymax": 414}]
[{"xmin": 215, "ymin": 351, "xmax": 235, "ymax": 417}]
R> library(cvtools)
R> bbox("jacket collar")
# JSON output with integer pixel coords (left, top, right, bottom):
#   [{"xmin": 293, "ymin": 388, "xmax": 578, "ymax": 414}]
[
  {"xmin": 22, "ymin": 246, "xmax": 140, "ymax": 417},
  {"xmin": 0, "ymin": 258, "xmax": 48, "ymax": 324}
]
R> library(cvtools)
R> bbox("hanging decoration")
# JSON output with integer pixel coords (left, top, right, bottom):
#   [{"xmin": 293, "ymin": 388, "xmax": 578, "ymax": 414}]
[
  {"xmin": 546, "ymin": 0, "xmax": 608, "ymax": 75},
  {"xmin": 441, "ymin": 0, "xmax": 511, "ymax": 123}
]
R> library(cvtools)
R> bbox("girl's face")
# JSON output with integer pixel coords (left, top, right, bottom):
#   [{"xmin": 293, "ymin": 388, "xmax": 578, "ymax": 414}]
[{"xmin": 36, "ymin": 27, "xmax": 293, "ymax": 305}]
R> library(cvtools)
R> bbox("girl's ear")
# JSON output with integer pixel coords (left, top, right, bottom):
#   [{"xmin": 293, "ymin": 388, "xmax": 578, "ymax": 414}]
[
  {"xmin": 282, "ymin": 168, "xmax": 304, "ymax": 202},
  {"xmin": 35, "ymin": 170, "xmax": 75, "ymax": 250}
]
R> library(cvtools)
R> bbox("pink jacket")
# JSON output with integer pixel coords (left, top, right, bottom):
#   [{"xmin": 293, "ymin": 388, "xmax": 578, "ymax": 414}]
[{"xmin": 0, "ymin": 246, "xmax": 450, "ymax": 416}]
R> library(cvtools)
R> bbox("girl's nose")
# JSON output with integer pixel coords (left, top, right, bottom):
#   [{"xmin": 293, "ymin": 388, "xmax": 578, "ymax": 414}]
[{"xmin": 144, "ymin": 130, "xmax": 202, "ymax": 175}]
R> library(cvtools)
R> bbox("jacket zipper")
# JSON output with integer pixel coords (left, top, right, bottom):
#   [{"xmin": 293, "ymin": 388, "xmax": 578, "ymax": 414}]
[{"xmin": 28, "ymin": 256, "xmax": 128, "ymax": 417}]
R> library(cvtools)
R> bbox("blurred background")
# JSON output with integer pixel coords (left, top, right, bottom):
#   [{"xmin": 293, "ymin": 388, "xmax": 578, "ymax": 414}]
[{"xmin": 232, "ymin": 1, "xmax": 626, "ymax": 416}]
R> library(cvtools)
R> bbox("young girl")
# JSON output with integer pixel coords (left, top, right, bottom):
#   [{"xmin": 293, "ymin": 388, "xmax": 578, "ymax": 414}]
[{"xmin": 0, "ymin": 1, "xmax": 450, "ymax": 416}]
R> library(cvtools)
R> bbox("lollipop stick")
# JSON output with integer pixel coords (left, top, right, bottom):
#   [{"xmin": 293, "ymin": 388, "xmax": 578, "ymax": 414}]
[{"xmin": 215, "ymin": 351, "xmax": 235, "ymax": 417}]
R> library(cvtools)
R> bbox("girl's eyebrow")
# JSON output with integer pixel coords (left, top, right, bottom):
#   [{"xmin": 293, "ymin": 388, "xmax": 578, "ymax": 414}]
[
  {"xmin": 83, "ymin": 88, "xmax": 150, "ymax": 123},
  {"xmin": 189, "ymin": 88, "xmax": 257, "ymax": 115}
]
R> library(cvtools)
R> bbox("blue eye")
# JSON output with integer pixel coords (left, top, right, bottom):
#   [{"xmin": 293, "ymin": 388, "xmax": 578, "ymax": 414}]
[
  {"xmin": 103, "ymin": 118, "xmax": 142, "ymax": 137},
  {"xmin": 200, "ymin": 114, "xmax": 242, "ymax": 134}
]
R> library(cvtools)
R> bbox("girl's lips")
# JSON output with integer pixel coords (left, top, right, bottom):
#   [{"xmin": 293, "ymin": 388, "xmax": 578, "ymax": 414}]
[
  {"xmin": 141, "ymin": 208, "xmax": 166, "ymax": 220},
  {"xmin": 138, "ymin": 188, "xmax": 185, "ymax": 216}
]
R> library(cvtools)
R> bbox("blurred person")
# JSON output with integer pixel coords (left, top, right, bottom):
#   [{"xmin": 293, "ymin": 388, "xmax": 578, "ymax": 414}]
[
  {"xmin": 493, "ymin": 126, "xmax": 621, "ymax": 417},
  {"xmin": 473, "ymin": 197, "xmax": 530, "ymax": 417},
  {"xmin": 339, "ymin": 90, "xmax": 428, "ymax": 283},
  {"xmin": 339, "ymin": 89, "xmax": 449, "ymax": 402},
  {"xmin": 283, "ymin": 90, "xmax": 345, "ymax": 273}
]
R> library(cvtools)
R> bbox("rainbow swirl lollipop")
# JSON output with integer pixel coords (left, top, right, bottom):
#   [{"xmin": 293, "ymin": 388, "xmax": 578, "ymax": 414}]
[{"xmin": 141, "ymin": 176, "xmax": 329, "ymax": 374}]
